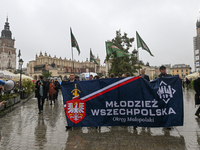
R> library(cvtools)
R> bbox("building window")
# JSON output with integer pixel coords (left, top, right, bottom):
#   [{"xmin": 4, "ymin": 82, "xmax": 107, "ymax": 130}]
[
  {"xmin": 181, "ymin": 70, "xmax": 183, "ymax": 72},
  {"xmin": 172, "ymin": 70, "xmax": 174, "ymax": 72},
  {"xmin": 186, "ymin": 70, "xmax": 188, "ymax": 72},
  {"xmin": 186, "ymin": 73, "xmax": 188, "ymax": 75},
  {"xmin": 177, "ymin": 70, "xmax": 179, "ymax": 72},
  {"xmin": 8, "ymin": 51, "xmax": 11, "ymax": 55}
]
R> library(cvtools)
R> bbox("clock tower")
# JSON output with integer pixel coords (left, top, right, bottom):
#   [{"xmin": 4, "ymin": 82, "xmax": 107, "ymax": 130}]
[{"xmin": 0, "ymin": 17, "xmax": 16, "ymax": 72}]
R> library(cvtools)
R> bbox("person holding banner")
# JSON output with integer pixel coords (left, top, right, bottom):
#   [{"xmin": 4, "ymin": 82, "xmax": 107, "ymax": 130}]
[
  {"xmin": 69, "ymin": 73, "xmax": 75, "ymax": 82},
  {"xmin": 66, "ymin": 73, "xmax": 75, "ymax": 130},
  {"xmin": 139, "ymin": 69, "xmax": 150, "ymax": 81},
  {"xmin": 158, "ymin": 65, "xmax": 174, "ymax": 130},
  {"xmin": 158, "ymin": 66, "xmax": 171, "ymax": 78}
]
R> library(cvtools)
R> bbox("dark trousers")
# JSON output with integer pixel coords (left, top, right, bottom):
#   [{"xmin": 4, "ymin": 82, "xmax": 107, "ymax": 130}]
[
  {"xmin": 196, "ymin": 106, "xmax": 200, "ymax": 115},
  {"xmin": 56, "ymin": 89, "xmax": 59, "ymax": 99},
  {"xmin": 37, "ymin": 96, "xmax": 45, "ymax": 111}
]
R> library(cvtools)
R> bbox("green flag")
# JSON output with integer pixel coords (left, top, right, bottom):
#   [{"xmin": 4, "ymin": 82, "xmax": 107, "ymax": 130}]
[
  {"xmin": 70, "ymin": 28, "xmax": 80, "ymax": 55},
  {"xmin": 105, "ymin": 42, "xmax": 114, "ymax": 56},
  {"xmin": 105, "ymin": 42, "xmax": 130, "ymax": 58},
  {"xmin": 90, "ymin": 49, "xmax": 98, "ymax": 65},
  {"xmin": 136, "ymin": 31, "xmax": 154, "ymax": 57},
  {"xmin": 115, "ymin": 49, "xmax": 131, "ymax": 58}
]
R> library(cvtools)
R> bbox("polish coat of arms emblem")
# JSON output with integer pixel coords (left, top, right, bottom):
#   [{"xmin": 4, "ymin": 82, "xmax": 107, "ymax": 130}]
[
  {"xmin": 66, "ymin": 99, "xmax": 86, "ymax": 124},
  {"xmin": 65, "ymin": 84, "xmax": 86, "ymax": 124}
]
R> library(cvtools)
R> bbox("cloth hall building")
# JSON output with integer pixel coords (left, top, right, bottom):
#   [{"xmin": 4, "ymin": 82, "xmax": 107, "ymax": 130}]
[{"xmin": 26, "ymin": 51, "xmax": 106, "ymax": 80}]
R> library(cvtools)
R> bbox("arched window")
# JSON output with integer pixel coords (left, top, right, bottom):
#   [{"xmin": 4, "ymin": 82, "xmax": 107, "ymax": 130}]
[{"xmin": 8, "ymin": 51, "xmax": 11, "ymax": 55}]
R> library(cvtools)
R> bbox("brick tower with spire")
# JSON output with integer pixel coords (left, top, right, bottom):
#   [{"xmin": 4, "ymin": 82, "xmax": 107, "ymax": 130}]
[{"xmin": 0, "ymin": 16, "xmax": 16, "ymax": 72}]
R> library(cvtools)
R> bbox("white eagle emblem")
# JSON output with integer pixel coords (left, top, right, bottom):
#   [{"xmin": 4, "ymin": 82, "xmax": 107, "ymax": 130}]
[{"xmin": 67, "ymin": 102, "xmax": 85, "ymax": 122}]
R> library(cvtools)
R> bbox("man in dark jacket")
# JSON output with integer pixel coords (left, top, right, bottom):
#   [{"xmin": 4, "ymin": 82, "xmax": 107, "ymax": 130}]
[
  {"xmin": 35, "ymin": 76, "xmax": 46, "ymax": 114},
  {"xmin": 158, "ymin": 65, "xmax": 171, "ymax": 78},
  {"xmin": 194, "ymin": 76, "xmax": 200, "ymax": 118},
  {"xmin": 158, "ymin": 65, "xmax": 172, "ymax": 130},
  {"xmin": 140, "ymin": 69, "xmax": 150, "ymax": 81}
]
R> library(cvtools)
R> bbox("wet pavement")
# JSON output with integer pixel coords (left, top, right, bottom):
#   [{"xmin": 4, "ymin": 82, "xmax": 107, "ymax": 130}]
[{"xmin": 0, "ymin": 89, "xmax": 199, "ymax": 150}]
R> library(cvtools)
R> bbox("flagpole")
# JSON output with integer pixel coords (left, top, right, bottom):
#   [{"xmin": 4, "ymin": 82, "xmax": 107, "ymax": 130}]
[
  {"xmin": 107, "ymin": 58, "xmax": 110, "ymax": 77},
  {"xmin": 71, "ymin": 47, "xmax": 74, "ymax": 73},
  {"xmin": 89, "ymin": 61, "xmax": 90, "ymax": 78},
  {"xmin": 117, "ymin": 53, "xmax": 120, "ymax": 77},
  {"xmin": 138, "ymin": 48, "xmax": 140, "ymax": 75}
]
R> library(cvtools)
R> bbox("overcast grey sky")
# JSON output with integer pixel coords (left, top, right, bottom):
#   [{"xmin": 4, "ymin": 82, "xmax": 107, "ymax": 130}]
[{"xmin": 0, "ymin": 0, "xmax": 199, "ymax": 71}]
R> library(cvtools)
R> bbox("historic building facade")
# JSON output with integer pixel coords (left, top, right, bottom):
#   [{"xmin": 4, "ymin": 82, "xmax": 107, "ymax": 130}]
[
  {"xmin": 27, "ymin": 51, "xmax": 106, "ymax": 80},
  {"xmin": 194, "ymin": 18, "xmax": 200, "ymax": 72},
  {"xmin": 0, "ymin": 17, "xmax": 16, "ymax": 72},
  {"xmin": 171, "ymin": 64, "xmax": 191, "ymax": 78}
]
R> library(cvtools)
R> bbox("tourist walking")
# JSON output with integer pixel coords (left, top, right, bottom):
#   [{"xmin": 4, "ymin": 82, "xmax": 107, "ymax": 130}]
[
  {"xmin": 49, "ymin": 79, "xmax": 56, "ymax": 105},
  {"xmin": 35, "ymin": 76, "xmax": 46, "ymax": 114}
]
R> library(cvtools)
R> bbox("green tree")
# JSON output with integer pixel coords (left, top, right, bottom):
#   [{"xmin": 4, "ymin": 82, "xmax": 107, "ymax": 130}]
[
  {"xmin": 108, "ymin": 30, "xmax": 138, "ymax": 76},
  {"xmin": 42, "ymin": 71, "xmax": 52, "ymax": 80}
]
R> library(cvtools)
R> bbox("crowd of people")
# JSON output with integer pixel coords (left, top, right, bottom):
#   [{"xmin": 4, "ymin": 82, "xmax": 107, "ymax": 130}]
[{"xmin": 35, "ymin": 76, "xmax": 61, "ymax": 114}]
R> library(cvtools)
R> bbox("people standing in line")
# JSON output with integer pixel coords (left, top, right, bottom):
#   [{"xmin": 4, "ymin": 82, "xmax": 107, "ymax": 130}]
[
  {"xmin": 122, "ymin": 74, "xmax": 126, "ymax": 77},
  {"xmin": 94, "ymin": 75, "xmax": 100, "ymax": 79},
  {"xmin": 125, "ymin": 72, "xmax": 131, "ymax": 77},
  {"xmin": 75, "ymin": 75, "xmax": 79, "ymax": 81},
  {"xmin": 89, "ymin": 75, "xmax": 93, "ymax": 80},
  {"xmin": 54, "ymin": 78, "xmax": 60, "ymax": 100},
  {"xmin": 45, "ymin": 78, "xmax": 50, "ymax": 101},
  {"xmin": 194, "ymin": 75, "xmax": 200, "ymax": 118},
  {"xmin": 66, "ymin": 73, "xmax": 75, "ymax": 130},
  {"xmin": 69, "ymin": 73, "xmax": 75, "ymax": 82},
  {"xmin": 110, "ymin": 73, "xmax": 115, "ymax": 78},
  {"xmin": 35, "ymin": 76, "xmax": 46, "ymax": 114},
  {"xmin": 139, "ymin": 69, "xmax": 150, "ymax": 81},
  {"xmin": 158, "ymin": 65, "xmax": 171, "ymax": 78},
  {"xmin": 49, "ymin": 79, "xmax": 56, "ymax": 105}
]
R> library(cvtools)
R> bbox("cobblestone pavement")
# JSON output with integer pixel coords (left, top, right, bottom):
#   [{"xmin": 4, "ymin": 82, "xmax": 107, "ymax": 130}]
[{"xmin": 0, "ymin": 89, "xmax": 199, "ymax": 150}]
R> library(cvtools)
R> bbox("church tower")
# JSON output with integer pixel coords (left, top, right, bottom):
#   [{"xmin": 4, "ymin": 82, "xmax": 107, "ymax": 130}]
[{"xmin": 0, "ymin": 17, "xmax": 16, "ymax": 72}]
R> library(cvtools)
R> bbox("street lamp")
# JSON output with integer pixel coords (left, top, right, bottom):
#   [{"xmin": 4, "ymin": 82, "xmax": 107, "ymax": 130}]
[{"xmin": 19, "ymin": 58, "xmax": 23, "ymax": 98}]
